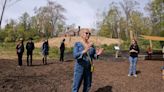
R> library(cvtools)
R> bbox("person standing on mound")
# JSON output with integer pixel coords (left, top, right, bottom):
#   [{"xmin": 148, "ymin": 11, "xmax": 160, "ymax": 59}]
[{"xmin": 72, "ymin": 28, "xmax": 103, "ymax": 92}]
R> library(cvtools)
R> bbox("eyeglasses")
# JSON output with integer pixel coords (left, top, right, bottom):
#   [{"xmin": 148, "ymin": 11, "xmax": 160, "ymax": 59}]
[{"xmin": 85, "ymin": 32, "xmax": 91, "ymax": 35}]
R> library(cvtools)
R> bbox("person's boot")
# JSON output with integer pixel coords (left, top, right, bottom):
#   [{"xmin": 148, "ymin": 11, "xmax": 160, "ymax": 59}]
[
  {"xmin": 27, "ymin": 63, "xmax": 29, "ymax": 66},
  {"xmin": 27, "ymin": 57, "xmax": 29, "ymax": 66},
  {"xmin": 27, "ymin": 60, "xmax": 29, "ymax": 66},
  {"xmin": 45, "ymin": 58, "xmax": 47, "ymax": 65},
  {"xmin": 42, "ymin": 58, "xmax": 44, "ymax": 64},
  {"xmin": 30, "ymin": 60, "xmax": 32, "ymax": 66}
]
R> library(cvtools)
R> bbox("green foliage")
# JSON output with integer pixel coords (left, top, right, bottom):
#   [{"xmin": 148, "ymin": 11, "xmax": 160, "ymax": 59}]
[
  {"xmin": 98, "ymin": 3, "xmax": 120, "ymax": 38},
  {"xmin": 97, "ymin": 0, "xmax": 163, "ymax": 42},
  {"xmin": 159, "ymin": 30, "xmax": 164, "ymax": 37},
  {"xmin": 135, "ymin": 39, "xmax": 161, "ymax": 50},
  {"xmin": 120, "ymin": 39, "xmax": 162, "ymax": 51},
  {"xmin": 100, "ymin": 44, "xmax": 116, "ymax": 53},
  {"xmin": 120, "ymin": 40, "xmax": 130, "ymax": 50},
  {"xmin": 0, "ymin": 30, "xmax": 7, "ymax": 42},
  {"xmin": 160, "ymin": 41, "xmax": 164, "ymax": 47},
  {"xmin": 137, "ymin": 39, "xmax": 150, "ymax": 50},
  {"xmin": 66, "ymin": 47, "xmax": 73, "ymax": 53},
  {"xmin": 0, "ymin": 43, "xmax": 60, "ymax": 59},
  {"xmin": 33, "ymin": 36, "xmax": 40, "ymax": 41},
  {"xmin": 148, "ymin": 0, "xmax": 163, "ymax": 36},
  {"xmin": 152, "ymin": 41, "xmax": 162, "ymax": 49},
  {"xmin": 98, "ymin": 24, "xmax": 111, "ymax": 38},
  {"xmin": 0, "ymin": 42, "xmax": 16, "ymax": 50},
  {"xmin": 49, "ymin": 47, "xmax": 59, "ymax": 58},
  {"xmin": 0, "ymin": 0, "xmax": 66, "ymax": 42},
  {"xmin": 4, "ymin": 37, "xmax": 12, "ymax": 42},
  {"xmin": 159, "ymin": 31, "xmax": 164, "ymax": 47}
]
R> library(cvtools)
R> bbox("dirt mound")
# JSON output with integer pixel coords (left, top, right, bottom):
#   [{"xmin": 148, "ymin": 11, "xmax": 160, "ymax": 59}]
[
  {"xmin": 35, "ymin": 36, "xmax": 122, "ymax": 48},
  {"xmin": 0, "ymin": 58, "xmax": 163, "ymax": 92}
]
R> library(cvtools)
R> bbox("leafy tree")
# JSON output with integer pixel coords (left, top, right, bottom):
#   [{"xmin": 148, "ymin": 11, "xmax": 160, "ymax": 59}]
[
  {"xmin": 98, "ymin": 23, "xmax": 111, "ymax": 38},
  {"xmin": 0, "ymin": 0, "xmax": 22, "ymax": 29},
  {"xmin": 146, "ymin": 0, "xmax": 164, "ymax": 36},
  {"xmin": 119, "ymin": 17, "xmax": 127, "ymax": 40},
  {"xmin": 98, "ymin": 2, "xmax": 121, "ymax": 38},
  {"xmin": 3, "ymin": 19, "xmax": 17, "ymax": 42},
  {"xmin": 0, "ymin": 30, "xmax": 7, "ymax": 42},
  {"xmin": 120, "ymin": 0, "xmax": 139, "ymax": 39},
  {"xmin": 19, "ymin": 12, "xmax": 30, "ymax": 31},
  {"xmin": 35, "ymin": 1, "xmax": 66, "ymax": 37}
]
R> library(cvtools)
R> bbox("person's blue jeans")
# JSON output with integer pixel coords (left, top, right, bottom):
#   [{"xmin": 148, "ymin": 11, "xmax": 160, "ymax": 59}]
[
  {"xmin": 72, "ymin": 62, "xmax": 92, "ymax": 92},
  {"xmin": 129, "ymin": 56, "xmax": 138, "ymax": 75}
]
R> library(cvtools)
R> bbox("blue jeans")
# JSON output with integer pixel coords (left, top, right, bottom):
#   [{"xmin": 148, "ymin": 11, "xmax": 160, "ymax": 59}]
[
  {"xmin": 129, "ymin": 56, "xmax": 138, "ymax": 75},
  {"xmin": 72, "ymin": 62, "xmax": 92, "ymax": 92}
]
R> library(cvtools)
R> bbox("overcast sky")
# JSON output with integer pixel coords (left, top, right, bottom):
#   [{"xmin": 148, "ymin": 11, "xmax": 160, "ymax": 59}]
[{"xmin": 0, "ymin": 0, "xmax": 150, "ymax": 28}]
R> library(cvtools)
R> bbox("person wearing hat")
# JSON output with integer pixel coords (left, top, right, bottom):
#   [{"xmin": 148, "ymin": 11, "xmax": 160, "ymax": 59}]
[
  {"xmin": 26, "ymin": 38, "xmax": 35, "ymax": 66},
  {"xmin": 16, "ymin": 38, "xmax": 24, "ymax": 66}
]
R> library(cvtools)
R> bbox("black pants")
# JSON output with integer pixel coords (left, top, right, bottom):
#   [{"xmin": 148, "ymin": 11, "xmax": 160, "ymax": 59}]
[
  {"xmin": 147, "ymin": 52, "xmax": 152, "ymax": 60},
  {"xmin": 27, "ymin": 53, "xmax": 33, "ymax": 66},
  {"xmin": 60, "ymin": 50, "xmax": 64, "ymax": 62},
  {"xmin": 42, "ymin": 55, "xmax": 47, "ymax": 65},
  {"xmin": 18, "ymin": 53, "xmax": 23, "ymax": 66}
]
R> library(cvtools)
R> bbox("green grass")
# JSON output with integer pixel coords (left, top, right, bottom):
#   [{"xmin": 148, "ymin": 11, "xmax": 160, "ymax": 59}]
[
  {"xmin": 0, "ymin": 42, "xmax": 60, "ymax": 59},
  {"xmin": 0, "ymin": 43, "xmax": 17, "ymax": 59},
  {"xmin": 0, "ymin": 41, "xmax": 163, "ymax": 60},
  {"xmin": 0, "ymin": 42, "xmax": 76, "ymax": 60}
]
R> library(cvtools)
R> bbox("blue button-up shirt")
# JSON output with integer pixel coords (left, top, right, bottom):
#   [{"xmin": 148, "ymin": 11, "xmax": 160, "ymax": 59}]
[{"xmin": 73, "ymin": 42, "xmax": 97, "ymax": 68}]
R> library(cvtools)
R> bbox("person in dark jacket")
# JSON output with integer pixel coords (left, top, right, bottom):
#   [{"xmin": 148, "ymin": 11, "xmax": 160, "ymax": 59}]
[
  {"xmin": 16, "ymin": 38, "xmax": 24, "ymax": 66},
  {"xmin": 60, "ymin": 39, "xmax": 65, "ymax": 62},
  {"xmin": 26, "ymin": 38, "xmax": 35, "ymax": 66},
  {"xmin": 41, "ymin": 39, "xmax": 49, "ymax": 65},
  {"xmin": 128, "ymin": 39, "xmax": 140, "ymax": 77}
]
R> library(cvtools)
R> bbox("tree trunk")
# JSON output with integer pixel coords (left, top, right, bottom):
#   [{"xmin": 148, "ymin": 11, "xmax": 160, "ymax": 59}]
[{"xmin": 125, "ymin": 16, "xmax": 129, "ymax": 39}]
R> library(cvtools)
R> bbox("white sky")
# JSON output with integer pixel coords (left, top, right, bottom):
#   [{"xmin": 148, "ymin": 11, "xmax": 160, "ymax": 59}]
[{"xmin": 0, "ymin": 0, "xmax": 150, "ymax": 28}]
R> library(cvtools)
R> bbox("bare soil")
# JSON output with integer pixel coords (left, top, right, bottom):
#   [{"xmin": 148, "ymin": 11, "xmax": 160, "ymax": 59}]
[{"xmin": 0, "ymin": 58, "xmax": 164, "ymax": 92}]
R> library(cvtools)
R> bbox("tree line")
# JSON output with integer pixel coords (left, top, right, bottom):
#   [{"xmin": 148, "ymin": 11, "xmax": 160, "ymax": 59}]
[
  {"xmin": 97, "ymin": 0, "xmax": 163, "ymax": 41},
  {"xmin": 0, "ymin": 0, "xmax": 163, "ymax": 44},
  {"xmin": 0, "ymin": 0, "xmax": 66, "ymax": 42}
]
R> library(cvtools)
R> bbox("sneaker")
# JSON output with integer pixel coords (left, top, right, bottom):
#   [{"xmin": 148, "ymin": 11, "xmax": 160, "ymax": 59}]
[
  {"xmin": 133, "ymin": 74, "xmax": 137, "ymax": 77},
  {"xmin": 128, "ymin": 74, "xmax": 131, "ymax": 77}
]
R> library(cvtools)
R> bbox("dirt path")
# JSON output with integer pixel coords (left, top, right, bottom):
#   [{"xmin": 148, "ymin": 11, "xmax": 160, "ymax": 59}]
[{"xmin": 0, "ymin": 59, "xmax": 164, "ymax": 92}]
